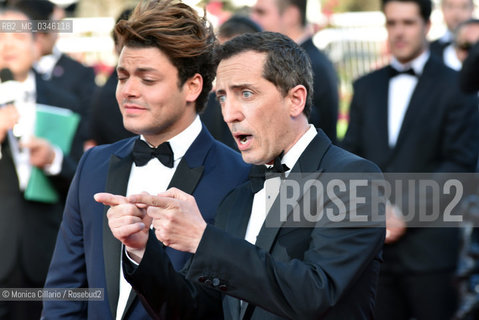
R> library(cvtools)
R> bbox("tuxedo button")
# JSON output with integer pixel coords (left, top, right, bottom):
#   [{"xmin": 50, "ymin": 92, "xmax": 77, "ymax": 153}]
[
  {"xmin": 219, "ymin": 284, "xmax": 228, "ymax": 291},
  {"xmin": 212, "ymin": 278, "xmax": 220, "ymax": 287},
  {"xmin": 198, "ymin": 276, "xmax": 207, "ymax": 283}
]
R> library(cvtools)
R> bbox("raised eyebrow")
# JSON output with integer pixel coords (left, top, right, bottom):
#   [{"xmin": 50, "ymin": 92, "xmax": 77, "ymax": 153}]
[
  {"xmin": 135, "ymin": 67, "xmax": 158, "ymax": 74},
  {"xmin": 216, "ymin": 83, "xmax": 254, "ymax": 95},
  {"xmin": 116, "ymin": 66, "xmax": 157, "ymax": 74},
  {"xmin": 231, "ymin": 84, "xmax": 253, "ymax": 90},
  {"xmin": 116, "ymin": 66, "xmax": 127, "ymax": 74}
]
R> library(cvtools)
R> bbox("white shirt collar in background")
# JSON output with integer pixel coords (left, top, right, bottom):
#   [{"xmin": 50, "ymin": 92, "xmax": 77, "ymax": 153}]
[{"xmin": 34, "ymin": 46, "xmax": 62, "ymax": 80}]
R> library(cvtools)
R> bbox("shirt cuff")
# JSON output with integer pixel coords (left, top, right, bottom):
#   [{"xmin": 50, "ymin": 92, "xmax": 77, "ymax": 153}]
[
  {"xmin": 43, "ymin": 144, "xmax": 63, "ymax": 175},
  {"xmin": 124, "ymin": 246, "xmax": 140, "ymax": 267}
]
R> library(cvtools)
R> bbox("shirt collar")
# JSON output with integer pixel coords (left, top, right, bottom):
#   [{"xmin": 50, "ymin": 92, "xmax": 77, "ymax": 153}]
[
  {"xmin": 390, "ymin": 50, "xmax": 430, "ymax": 77},
  {"xmin": 34, "ymin": 46, "xmax": 62, "ymax": 77},
  {"xmin": 18, "ymin": 71, "xmax": 37, "ymax": 103},
  {"xmin": 272, "ymin": 125, "xmax": 317, "ymax": 175},
  {"xmin": 140, "ymin": 115, "xmax": 202, "ymax": 161},
  {"xmin": 439, "ymin": 31, "xmax": 453, "ymax": 44}
]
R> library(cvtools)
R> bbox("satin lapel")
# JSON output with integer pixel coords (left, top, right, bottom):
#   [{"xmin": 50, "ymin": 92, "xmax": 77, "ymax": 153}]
[
  {"xmin": 228, "ymin": 185, "xmax": 254, "ymax": 239},
  {"xmin": 167, "ymin": 125, "xmax": 214, "ymax": 193},
  {"xmin": 121, "ymin": 290, "xmax": 137, "ymax": 320},
  {"xmin": 227, "ymin": 187, "xmax": 254, "ymax": 320},
  {"xmin": 225, "ymin": 296, "xmax": 241, "ymax": 320},
  {"xmin": 167, "ymin": 159, "xmax": 203, "ymax": 193},
  {"xmin": 392, "ymin": 58, "xmax": 434, "ymax": 152},
  {"xmin": 103, "ymin": 153, "xmax": 132, "ymax": 319},
  {"xmin": 240, "ymin": 131, "xmax": 330, "ymax": 319},
  {"xmin": 376, "ymin": 68, "xmax": 392, "ymax": 155}
]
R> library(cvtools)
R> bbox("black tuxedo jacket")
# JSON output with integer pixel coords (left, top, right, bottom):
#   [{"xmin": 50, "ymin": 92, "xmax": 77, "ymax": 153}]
[
  {"xmin": 460, "ymin": 41, "xmax": 479, "ymax": 93},
  {"xmin": 124, "ymin": 130, "xmax": 385, "ymax": 320},
  {"xmin": 301, "ymin": 38, "xmax": 339, "ymax": 143},
  {"xmin": 341, "ymin": 55, "xmax": 479, "ymax": 272},
  {"xmin": 0, "ymin": 72, "xmax": 83, "ymax": 285}
]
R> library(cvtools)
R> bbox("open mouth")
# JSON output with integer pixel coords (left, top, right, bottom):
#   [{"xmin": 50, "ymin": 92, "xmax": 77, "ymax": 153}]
[
  {"xmin": 234, "ymin": 133, "xmax": 253, "ymax": 149},
  {"xmin": 238, "ymin": 135, "xmax": 250, "ymax": 145}
]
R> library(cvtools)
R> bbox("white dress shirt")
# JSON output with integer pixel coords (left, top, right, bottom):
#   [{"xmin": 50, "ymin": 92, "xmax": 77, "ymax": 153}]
[
  {"xmin": 388, "ymin": 51, "xmax": 429, "ymax": 148},
  {"xmin": 3, "ymin": 71, "xmax": 64, "ymax": 189},
  {"xmin": 245, "ymin": 125, "xmax": 317, "ymax": 245},
  {"xmin": 116, "ymin": 116, "xmax": 202, "ymax": 320}
]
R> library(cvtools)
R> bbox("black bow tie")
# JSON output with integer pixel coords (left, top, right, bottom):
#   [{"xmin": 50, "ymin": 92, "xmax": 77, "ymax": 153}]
[
  {"xmin": 249, "ymin": 154, "xmax": 290, "ymax": 194},
  {"xmin": 132, "ymin": 139, "xmax": 174, "ymax": 168},
  {"xmin": 389, "ymin": 66, "xmax": 416, "ymax": 78}
]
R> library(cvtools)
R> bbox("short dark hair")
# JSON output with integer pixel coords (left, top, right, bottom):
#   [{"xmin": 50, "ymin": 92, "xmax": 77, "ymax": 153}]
[
  {"xmin": 114, "ymin": 0, "xmax": 216, "ymax": 113},
  {"xmin": 215, "ymin": 31, "xmax": 313, "ymax": 118},
  {"xmin": 218, "ymin": 15, "xmax": 262, "ymax": 40},
  {"xmin": 381, "ymin": 0, "xmax": 432, "ymax": 22},
  {"xmin": 455, "ymin": 18, "xmax": 479, "ymax": 34},
  {"xmin": 13, "ymin": 0, "xmax": 55, "ymax": 21}
]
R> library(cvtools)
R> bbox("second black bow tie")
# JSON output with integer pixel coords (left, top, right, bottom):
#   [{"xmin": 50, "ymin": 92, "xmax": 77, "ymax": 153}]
[
  {"xmin": 132, "ymin": 139, "xmax": 174, "ymax": 168},
  {"xmin": 249, "ymin": 154, "xmax": 290, "ymax": 194},
  {"xmin": 389, "ymin": 66, "xmax": 416, "ymax": 78}
]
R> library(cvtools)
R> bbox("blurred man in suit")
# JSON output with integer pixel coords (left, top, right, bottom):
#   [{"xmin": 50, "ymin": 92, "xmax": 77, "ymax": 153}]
[
  {"xmin": 460, "ymin": 40, "xmax": 479, "ymax": 93},
  {"xmin": 430, "ymin": 0, "xmax": 475, "ymax": 64},
  {"xmin": 42, "ymin": 1, "xmax": 250, "ymax": 319},
  {"xmin": 15, "ymin": 0, "xmax": 98, "ymax": 142},
  {"xmin": 0, "ymin": 7, "xmax": 83, "ymax": 320},
  {"xmin": 101, "ymin": 31, "xmax": 385, "ymax": 320},
  {"xmin": 250, "ymin": 0, "xmax": 339, "ymax": 143},
  {"xmin": 342, "ymin": 0, "xmax": 479, "ymax": 318}
]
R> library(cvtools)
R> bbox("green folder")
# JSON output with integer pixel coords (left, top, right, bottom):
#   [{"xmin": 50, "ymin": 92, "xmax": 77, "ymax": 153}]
[{"xmin": 24, "ymin": 104, "xmax": 80, "ymax": 203}]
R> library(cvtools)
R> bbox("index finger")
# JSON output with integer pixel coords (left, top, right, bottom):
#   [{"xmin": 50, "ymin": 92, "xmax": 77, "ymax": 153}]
[
  {"xmin": 94, "ymin": 192, "xmax": 128, "ymax": 207},
  {"xmin": 128, "ymin": 193, "xmax": 173, "ymax": 208}
]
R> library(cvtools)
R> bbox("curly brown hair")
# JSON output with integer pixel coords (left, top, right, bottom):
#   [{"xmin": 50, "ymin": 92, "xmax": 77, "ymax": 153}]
[{"xmin": 114, "ymin": 0, "xmax": 217, "ymax": 112}]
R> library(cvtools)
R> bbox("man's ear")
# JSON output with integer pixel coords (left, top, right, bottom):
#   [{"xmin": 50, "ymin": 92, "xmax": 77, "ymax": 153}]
[
  {"xmin": 288, "ymin": 85, "xmax": 307, "ymax": 117},
  {"xmin": 185, "ymin": 73, "xmax": 203, "ymax": 103}
]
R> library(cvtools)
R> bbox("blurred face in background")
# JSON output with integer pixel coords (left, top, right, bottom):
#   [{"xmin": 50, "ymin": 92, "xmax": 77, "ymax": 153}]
[
  {"xmin": 441, "ymin": 0, "xmax": 474, "ymax": 32},
  {"xmin": 384, "ymin": 1, "xmax": 430, "ymax": 64},
  {"xmin": 251, "ymin": 0, "xmax": 283, "ymax": 33},
  {"xmin": 455, "ymin": 22, "xmax": 479, "ymax": 62},
  {"xmin": 0, "ymin": 11, "xmax": 37, "ymax": 82}
]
